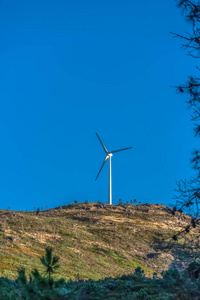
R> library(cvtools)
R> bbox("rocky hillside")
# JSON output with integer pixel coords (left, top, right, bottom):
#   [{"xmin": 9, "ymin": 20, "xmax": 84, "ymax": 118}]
[{"xmin": 0, "ymin": 203, "xmax": 195, "ymax": 280}]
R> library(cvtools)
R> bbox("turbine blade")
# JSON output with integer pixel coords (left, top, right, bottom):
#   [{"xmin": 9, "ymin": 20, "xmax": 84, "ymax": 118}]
[
  {"xmin": 95, "ymin": 157, "xmax": 108, "ymax": 181},
  {"xmin": 96, "ymin": 133, "xmax": 108, "ymax": 154},
  {"xmin": 111, "ymin": 147, "xmax": 132, "ymax": 154}
]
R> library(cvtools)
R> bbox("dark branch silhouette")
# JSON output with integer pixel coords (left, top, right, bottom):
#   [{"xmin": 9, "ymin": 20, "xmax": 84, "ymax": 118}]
[{"xmin": 172, "ymin": 1, "xmax": 200, "ymax": 247}]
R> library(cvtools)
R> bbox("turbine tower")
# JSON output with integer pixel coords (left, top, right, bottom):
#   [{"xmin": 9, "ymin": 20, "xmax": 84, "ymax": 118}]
[{"xmin": 95, "ymin": 133, "xmax": 132, "ymax": 205}]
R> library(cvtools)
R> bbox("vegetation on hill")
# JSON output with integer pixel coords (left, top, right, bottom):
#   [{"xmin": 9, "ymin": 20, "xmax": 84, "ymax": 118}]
[
  {"xmin": 1, "ymin": 245, "xmax": 200, "ymax": 299},
  {"xmin": 0, "ymin": 203, "xmax": 198, "ymax": 281}
]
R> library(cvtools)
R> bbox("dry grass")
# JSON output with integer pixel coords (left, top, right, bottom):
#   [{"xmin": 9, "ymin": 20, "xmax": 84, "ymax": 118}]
[{"xmin": 0, "ymin": 203, "xmax": 196, "ymax": 280}]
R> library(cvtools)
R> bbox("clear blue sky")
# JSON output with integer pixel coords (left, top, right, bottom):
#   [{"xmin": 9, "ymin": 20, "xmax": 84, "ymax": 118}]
[{"xmin": 0, "ymin": 0, "xmax": 198, "ymax": 210}]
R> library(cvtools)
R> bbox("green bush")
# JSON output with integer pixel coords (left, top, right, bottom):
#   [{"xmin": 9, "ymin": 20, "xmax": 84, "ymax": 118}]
[{"xmin": 1, "ymin": 254, "xmax": 200, "ymax": 300}]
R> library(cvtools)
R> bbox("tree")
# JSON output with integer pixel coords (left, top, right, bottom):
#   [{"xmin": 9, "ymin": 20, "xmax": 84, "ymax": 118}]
[
  {"xmin": 119, "ymin": 199, "xmax": 122, "ymax": 205},
  {"xmin": 40, "ymin": 247, "xmax": 60, "ymax": 279},
  {"xmin": 172, "ymin": 0, "xmax": 200, "ymax": 241},
  {"xmin": 74, "ymin": 200, "xmax": 78, "ymax": 204},
  {"xmin": 17, "ymin": 267, "xmax": 27, "ymax": 285},
  {"xmin": 36, "ymin": 208, "xmax": 40, "ymax": 215},
  {"xmin": 16, "ymin": 250, "xmax": 66, "ymax": 299},
  {"xmin": 84, "ymin": 200, "xmax": 88, "ymax": 204}
]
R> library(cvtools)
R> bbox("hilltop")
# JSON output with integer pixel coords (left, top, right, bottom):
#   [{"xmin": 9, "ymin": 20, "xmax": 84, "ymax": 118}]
[{"xmin": 0, "ymin": 203, "xmax": 195, "ymax": 280}]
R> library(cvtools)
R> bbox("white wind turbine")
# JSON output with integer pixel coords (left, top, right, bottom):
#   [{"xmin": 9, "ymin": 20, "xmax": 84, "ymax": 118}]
[{"xmin": 95, "ymin": 133, "xmax": 132, "ymax": 205}]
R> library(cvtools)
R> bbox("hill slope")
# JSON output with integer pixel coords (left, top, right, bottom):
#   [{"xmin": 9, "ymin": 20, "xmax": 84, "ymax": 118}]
[{"xmin": 0, "ymin": 203, "xmax": 194, "ymax": 280}]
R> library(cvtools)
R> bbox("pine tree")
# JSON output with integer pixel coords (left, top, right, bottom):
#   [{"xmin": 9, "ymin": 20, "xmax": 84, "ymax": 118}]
[
  {"xmin": 40, "ymin": 247, "xmax": 60, "ymax": 279},
  {"xmin": 172, "ymin": 0, "xmax": 200, "ymax": 238}
]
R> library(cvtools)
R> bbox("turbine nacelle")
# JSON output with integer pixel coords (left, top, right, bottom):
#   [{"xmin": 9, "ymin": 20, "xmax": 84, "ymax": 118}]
[{"xmin": 104, "ymin": 153, "xmax": 113, "ymax": 163}]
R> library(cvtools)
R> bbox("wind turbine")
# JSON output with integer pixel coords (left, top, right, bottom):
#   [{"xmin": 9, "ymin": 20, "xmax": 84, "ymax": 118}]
[{"xmin": 95, "ymin": 133, "xmax": 132, "ymax": 205}]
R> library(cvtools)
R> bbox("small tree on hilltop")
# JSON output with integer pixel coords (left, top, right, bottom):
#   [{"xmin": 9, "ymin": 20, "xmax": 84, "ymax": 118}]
[
  {"xmin": 40, "ymin": 247, "xmax": 60, "ymax": 279},
  {"xmin": 84, "ymin": 200, "xmax": 88, "ymax": 204},
  {"xmin": 74, "ymin": 200, "xmax": 78, "ymax": 204}
]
